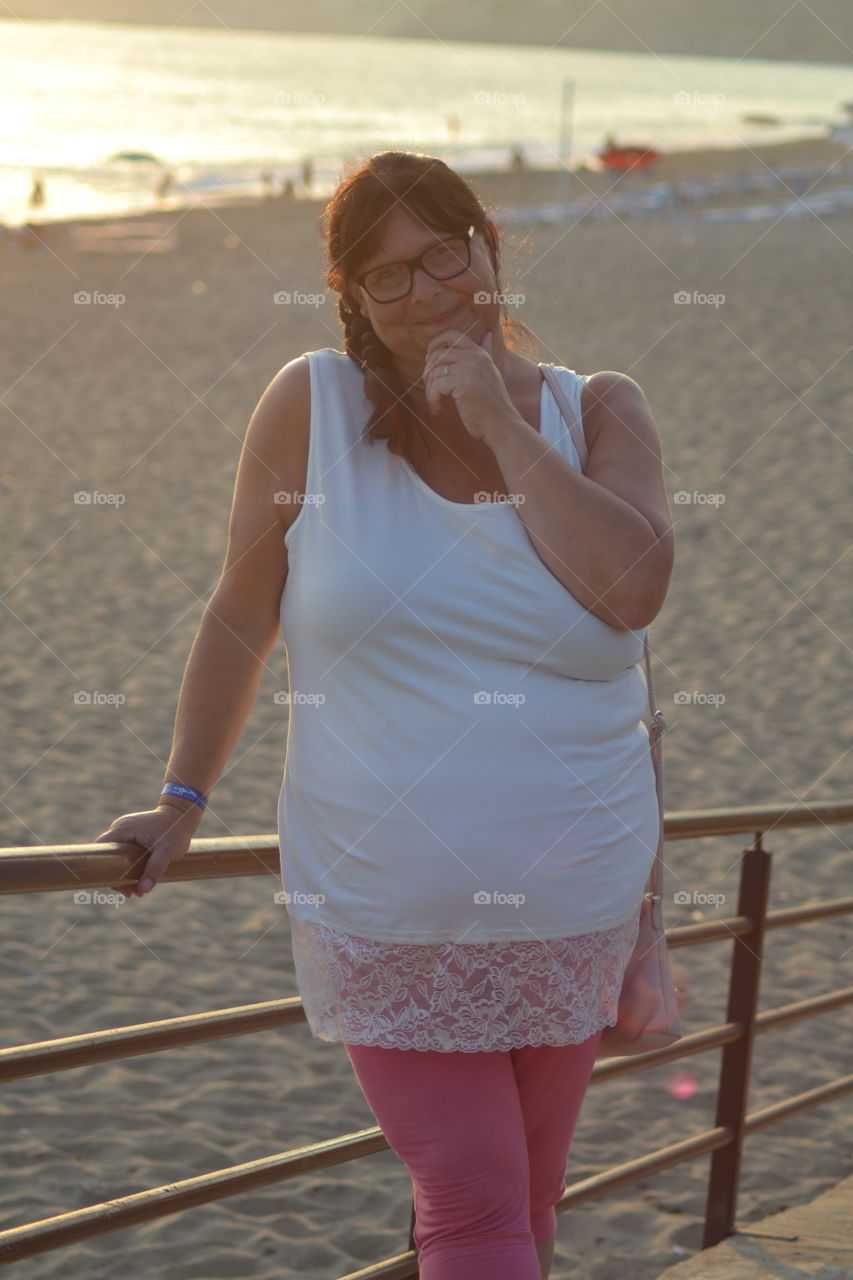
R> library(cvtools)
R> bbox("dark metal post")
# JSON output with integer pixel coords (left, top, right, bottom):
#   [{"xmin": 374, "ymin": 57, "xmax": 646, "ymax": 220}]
[{"xmin": 702, "ymin": 835, "xmax": 772, "ymax": 1247}]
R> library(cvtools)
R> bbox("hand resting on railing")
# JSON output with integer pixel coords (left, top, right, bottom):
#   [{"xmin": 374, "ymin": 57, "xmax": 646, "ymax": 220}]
[{"xmin": 94, "ymin": 802, "xmax": 202, "ymax": 899}]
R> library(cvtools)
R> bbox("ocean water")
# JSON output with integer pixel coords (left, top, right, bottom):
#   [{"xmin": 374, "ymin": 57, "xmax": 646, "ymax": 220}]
[{"xmin": 0, "ymin": 18, "xmax": 849, "ymax": 225}]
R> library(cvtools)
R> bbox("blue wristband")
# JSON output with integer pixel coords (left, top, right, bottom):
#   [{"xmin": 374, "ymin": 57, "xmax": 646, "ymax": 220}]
[{"xmin": 160, "ymin": 782, "xmax": 208, "ymax": 810}]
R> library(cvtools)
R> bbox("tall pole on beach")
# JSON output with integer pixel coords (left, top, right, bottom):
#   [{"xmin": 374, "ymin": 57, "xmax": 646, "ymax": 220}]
[{"xmin": 557, "ymin": 78, "xmax": 574, "ymax": 227}]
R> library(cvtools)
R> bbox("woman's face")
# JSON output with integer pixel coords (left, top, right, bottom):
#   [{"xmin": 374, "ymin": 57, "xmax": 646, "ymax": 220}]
[{"xmin": 349, "ymin": 206, "xmax": 502, "ymax": 378}]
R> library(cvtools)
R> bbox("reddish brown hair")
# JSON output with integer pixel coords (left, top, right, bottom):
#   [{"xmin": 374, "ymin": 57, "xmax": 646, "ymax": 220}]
[{"xmin": 320, "ymin": 150, "xmax": 539, "ymax": 464}]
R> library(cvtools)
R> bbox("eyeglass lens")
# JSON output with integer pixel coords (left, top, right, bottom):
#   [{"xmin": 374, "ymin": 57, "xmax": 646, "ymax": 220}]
[{"xmin": 363, "ymin": 235, "xmax": 470, "ymax": 301}]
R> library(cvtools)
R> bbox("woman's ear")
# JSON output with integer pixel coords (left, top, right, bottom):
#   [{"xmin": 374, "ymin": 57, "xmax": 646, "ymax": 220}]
[
  {"xmin": 355, "ymin": 286, "xmax": 370, "ymax": 320},
  {"xmin": 344, "ymin": 289, "xmax": 363, "ymax": 320}
]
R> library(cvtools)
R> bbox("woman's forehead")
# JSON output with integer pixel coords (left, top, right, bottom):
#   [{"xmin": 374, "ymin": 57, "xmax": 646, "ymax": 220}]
[{"xmin": 359, "ymin": 208, "xmax": 456, "ymax": 269}]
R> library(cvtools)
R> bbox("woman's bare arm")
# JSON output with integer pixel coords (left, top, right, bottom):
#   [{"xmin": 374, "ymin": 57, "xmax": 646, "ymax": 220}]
[{"xmin": 158, "ymin": 355, "xmax": 310, "ymax": 813}]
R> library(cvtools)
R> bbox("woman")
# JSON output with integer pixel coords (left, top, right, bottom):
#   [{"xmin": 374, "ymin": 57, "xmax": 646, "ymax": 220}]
[{"xmin": 96, "ymin": 150, "xmax": 674, "ymax": 1280}]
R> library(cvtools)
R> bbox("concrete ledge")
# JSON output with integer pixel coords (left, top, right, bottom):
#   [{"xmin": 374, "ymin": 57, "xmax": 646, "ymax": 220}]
[{"xmin": 654, "ymin": 1173, "xmax": 853, "ymax": 1279}]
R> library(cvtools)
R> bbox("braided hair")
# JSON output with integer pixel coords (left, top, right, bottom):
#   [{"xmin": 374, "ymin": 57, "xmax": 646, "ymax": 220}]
[
  {"xmin": 337, "ymin": 296, "xmax": 426, "ymax": 456},
  {"xmin": 321, "ymin": 151, "xmax": 536, "ymax": 464}
]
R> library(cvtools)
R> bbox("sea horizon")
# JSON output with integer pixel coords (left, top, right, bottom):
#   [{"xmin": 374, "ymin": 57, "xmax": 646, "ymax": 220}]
[{"xmin": 2, "ymin": 16, "xmax": 849, "ymax": 225}]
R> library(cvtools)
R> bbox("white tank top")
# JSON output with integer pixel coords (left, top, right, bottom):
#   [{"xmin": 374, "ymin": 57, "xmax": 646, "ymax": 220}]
[{"xmin": 276, "ymin": 347, "xmax": 659, "ymax": 1049}]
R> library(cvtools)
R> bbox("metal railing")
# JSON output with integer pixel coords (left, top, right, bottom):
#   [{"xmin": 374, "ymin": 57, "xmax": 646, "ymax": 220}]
[{"xmin": 1, "ymin": 798, "xmax": 852, "ymax": 1275}]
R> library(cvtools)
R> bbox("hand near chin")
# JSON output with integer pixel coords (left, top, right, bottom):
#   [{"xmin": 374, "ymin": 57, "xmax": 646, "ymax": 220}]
[{"xmin": 422, "ymin": 329, "xmax": 518, "ymax": 442}]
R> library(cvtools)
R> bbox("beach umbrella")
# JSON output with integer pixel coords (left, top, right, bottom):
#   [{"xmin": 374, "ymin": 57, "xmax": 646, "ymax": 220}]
[{"xmin": 105, "ymin": 151, "xmax": 168, "ymax": 166}]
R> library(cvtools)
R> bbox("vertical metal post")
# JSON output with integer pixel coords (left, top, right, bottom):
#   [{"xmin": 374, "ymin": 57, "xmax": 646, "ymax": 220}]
[
  {"xmin": 702, "ymin": 835, "xmax": 772, "ymax": 1247},
  {"xmin": 556, "ymin": 79, "xmax": 574, "ymax": 227}
]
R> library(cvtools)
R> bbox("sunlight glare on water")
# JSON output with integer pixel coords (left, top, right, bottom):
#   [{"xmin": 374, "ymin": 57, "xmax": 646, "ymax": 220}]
[{"xmin": 0, "ymin": 18, "xmax": 846, "ymax": 223}]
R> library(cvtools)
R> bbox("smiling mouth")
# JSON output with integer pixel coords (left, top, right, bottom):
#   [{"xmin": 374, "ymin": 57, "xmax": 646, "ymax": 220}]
[{"xmin": 418, "ymin": 308, "xmax": 460, "ymax": 326}]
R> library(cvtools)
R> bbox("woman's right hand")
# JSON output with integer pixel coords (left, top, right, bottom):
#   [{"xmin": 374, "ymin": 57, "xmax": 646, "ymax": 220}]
[{"xmin": 94, "ymin": 803, "xmax": 202, "ymax": 899}]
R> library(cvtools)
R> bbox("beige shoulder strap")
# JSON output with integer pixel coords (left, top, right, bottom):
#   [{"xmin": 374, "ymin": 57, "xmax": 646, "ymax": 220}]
[{"xmin": 539, "ymin": 363, "xmax": 590, "ymax": 468}]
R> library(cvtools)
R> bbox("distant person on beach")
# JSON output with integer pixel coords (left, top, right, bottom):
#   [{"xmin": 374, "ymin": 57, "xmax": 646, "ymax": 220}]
[
  {"xmin": 510, "ymin": 144, "xmax": 526, "ymax": 171},
  {"xmin": 29, "ymin": 175, "xmax": 45, "ymax": 208},
  {"xmin": 301, "ymin": 155, "xmax": 313, "ymax": 195},
  {"xmin": 96, "ymin": 150, "xmax": 674, "ymax": 1279},
  {"xmin": 156, "ymin": 169, "xmax": 174, "ymax": 201},
  {"xmin": 260, "ymin": 168, "xmax": 274, "ymax": 200}
]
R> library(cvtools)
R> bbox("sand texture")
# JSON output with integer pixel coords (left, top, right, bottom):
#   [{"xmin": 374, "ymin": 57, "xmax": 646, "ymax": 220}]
[{"xmin": 2, "ymin": 141, "xmax": 852, "ymax": 1278}]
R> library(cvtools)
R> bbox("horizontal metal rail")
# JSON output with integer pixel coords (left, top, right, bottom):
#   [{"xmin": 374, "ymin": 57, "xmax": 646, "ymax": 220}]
[
  {"xmin": 1, "ymin": 800, "xmax": 851, "ymax": 1272},
  {"xmin": 2, "ymin": 913, "xmax": 850, "ymax": 1085},
  {"xmin": 334, "ymin": 1072, "xmax": 853, "ymax": 1280},
  {"xmin": 7, "ymin": 1064, "xmax": 852, "ymax": 1271},
  {"xmin": 0, "ymin": 1128, "xmax": 390, "ymax": 1264},
  {"xmin": 2, "ymin": 797, "xmax": 852, "ymax": 894},
  {"xmin": 1, "ymin": 988, "xmax": 850, "ymax": 1261}
]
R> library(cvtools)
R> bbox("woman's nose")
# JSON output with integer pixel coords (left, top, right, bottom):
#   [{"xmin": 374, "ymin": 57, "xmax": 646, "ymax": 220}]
[{"xmin": 409, "ymin": 263, "xmax": 446, "ymax": 302}]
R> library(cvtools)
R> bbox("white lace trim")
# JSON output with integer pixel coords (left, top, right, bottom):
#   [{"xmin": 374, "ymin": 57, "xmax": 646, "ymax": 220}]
[{"xmin": 287, "ymin": 912, "xmax": 641, "ymax": 1052}]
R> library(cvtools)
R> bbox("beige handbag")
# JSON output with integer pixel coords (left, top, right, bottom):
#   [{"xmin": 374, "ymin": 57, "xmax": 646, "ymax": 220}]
[{"xmin": 540, "ymin": 364, "xmax": 683, "ymax": 1058}]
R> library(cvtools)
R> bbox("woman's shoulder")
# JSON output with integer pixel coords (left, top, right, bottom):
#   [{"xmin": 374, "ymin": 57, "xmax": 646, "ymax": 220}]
[
  {"xmin": 583, "ymin": 369, "xmax": 642, "ymax": 397},
  {"xmin": 299, "ymin": 346, "xmax": 360, "ymax": 372},
  {"xmin": 580, "ymin": 370, "xmax": 648, "ymax": 451}
]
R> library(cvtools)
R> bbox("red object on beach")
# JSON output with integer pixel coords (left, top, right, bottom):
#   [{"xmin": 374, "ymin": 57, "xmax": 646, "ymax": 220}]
[{"xmin": 598, "ymin": 144, "xmax": 661, "ymax": 173}]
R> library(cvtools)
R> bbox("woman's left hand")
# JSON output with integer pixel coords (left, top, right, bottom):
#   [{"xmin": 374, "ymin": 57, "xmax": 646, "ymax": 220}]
[{"xmin": 422, "ymin": 329, "xmax": 522, "ymax": 443}]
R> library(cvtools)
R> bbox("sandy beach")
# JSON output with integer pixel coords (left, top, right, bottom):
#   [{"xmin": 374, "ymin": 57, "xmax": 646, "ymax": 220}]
[{"xmin": 2, "ymin": 137, "xmax": 852, "ymax": 1278}]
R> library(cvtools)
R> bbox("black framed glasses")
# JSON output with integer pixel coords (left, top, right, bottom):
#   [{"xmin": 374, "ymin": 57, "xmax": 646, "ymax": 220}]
[{"xmin": 354, "ymin": 225, "xmax": 475, "ymax": 303}]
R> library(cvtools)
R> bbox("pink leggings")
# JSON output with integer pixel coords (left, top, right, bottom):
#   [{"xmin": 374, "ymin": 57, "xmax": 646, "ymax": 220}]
[{"xmin": 344, "ymin": 1027, "xmax": 603, "ymax": 1279}]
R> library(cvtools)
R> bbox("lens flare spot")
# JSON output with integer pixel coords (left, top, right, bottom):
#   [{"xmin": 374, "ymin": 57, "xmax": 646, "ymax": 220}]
[{"xmin": 667, "ymin": 1069, "xmax": 697, "ymax": 1100}]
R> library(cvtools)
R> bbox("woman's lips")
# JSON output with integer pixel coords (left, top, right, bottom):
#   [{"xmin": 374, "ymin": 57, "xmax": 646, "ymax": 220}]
[{"xmin": 417, "ymin": 307, "xmax": 460, "ymax": 326}]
